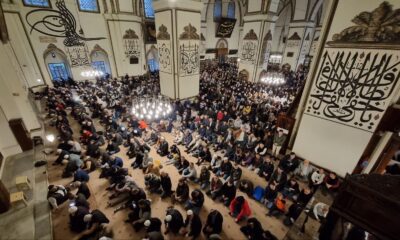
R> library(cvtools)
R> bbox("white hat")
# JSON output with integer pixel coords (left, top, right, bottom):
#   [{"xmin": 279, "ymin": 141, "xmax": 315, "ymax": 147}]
[
  {"xmin": 83, "ymin": 214, "xmax": 92, "ymax": 222},
  {"xmin": 68, "ymin": 206, "xmax": 77, "ymax": 214},
  {"xmin": 187, "ymin": 210, "xmax": 193, "ymax": 216},
  {"xmin": 68, "ymin": 140, "xmax": 74, "ymax": 145},
  {"xmin": 144, "ymin": 220, "xmax": 151, "ymax": 227},
  {"xmin": 165, "ymin": 215, "xmax": 172, "ymax": 222},
  {"xmin": 64, "ymin": 155, "xmax": 70, "ymax": 159},
  {"xmin": 99, "ymin": 237, "xmax": 112, "ymax": 240}
]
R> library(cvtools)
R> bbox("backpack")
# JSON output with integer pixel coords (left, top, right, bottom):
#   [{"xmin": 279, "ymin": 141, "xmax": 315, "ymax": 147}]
[{"xmin": 252, "ymin": 186, "xmax": 265, "ymax": 202}]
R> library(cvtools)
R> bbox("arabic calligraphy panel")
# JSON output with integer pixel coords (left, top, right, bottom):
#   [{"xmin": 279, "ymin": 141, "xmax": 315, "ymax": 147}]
[
  {"xmin": 179, "ymin": 40, "xmax": 199, "ymax": 77},
  {"xmin": 305, "ymin": 48, "xmax": 400, "ymax": 132},
  {"xmin": 241, "ymin": 40, "xmax": 257, "ymax": 64},
  {"xmin": 66, "ymin": 44, "xmax": 90, "ymax": 67},
  {"xmin": 157, "ymin": 40, "xmax": 172, "ymax": 73}
]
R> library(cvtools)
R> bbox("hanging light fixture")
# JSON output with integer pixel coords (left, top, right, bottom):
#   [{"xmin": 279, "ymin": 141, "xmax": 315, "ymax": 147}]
[
  {"xmin": 131, "ymin": 95, "xmax": 173, "ymax": 121},
  {"xmin": 80, "ymin": 69, "xmax": 104, "ymax": 78},
  {"xmin": 261, "ymin": 72, "xmax": 286, "ymax": 86}
]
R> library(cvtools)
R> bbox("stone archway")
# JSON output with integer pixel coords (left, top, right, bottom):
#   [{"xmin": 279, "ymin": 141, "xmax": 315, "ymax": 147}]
[
  {"xmin": 239, "ymin": 69, "xmax": 249, "ymax": 81},
  {"xmin": 216, "ymin": 38, "xmax": 228, "ymax": 63}
]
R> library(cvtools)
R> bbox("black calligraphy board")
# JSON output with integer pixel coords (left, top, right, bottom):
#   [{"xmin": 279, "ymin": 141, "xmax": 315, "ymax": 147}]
[{"xmin": 216, "ymin": 18, "xmax": 236, "ymax": 38}]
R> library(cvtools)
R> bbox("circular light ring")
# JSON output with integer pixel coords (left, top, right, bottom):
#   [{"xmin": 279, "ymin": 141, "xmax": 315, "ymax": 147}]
[{"xmin": 131, "ymin": 96, "xmax": 172, "ymax": 120}]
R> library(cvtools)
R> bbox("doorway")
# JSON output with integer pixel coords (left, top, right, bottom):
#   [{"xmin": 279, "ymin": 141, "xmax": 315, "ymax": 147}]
[{"xmin": 215, "ymin": 38, "xmax": 228, "ymax": 63}]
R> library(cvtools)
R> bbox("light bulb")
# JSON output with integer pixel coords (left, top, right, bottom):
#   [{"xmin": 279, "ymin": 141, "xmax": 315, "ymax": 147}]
[{"xmin": 46, "ymin": 134, "xmax": 55, "ymax": 142}]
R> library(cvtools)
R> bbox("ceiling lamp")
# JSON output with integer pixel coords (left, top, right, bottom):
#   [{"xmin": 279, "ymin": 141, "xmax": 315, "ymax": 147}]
[
  {"xmin": 261, "ymin": 72, "xmax": 286, "ymax": 86},
  {"xmin": 131, "ymin": 95, "xmax": 172, "ymax": 121},
  {"xmin": 80, "ymin": 69, "xmax": 104, "ymax": 78}
]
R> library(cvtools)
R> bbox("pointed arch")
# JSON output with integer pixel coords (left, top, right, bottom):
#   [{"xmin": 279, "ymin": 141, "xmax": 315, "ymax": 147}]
[{"xmin": 43, "ymin": 44, "xmax": 72, "ymax": 82}]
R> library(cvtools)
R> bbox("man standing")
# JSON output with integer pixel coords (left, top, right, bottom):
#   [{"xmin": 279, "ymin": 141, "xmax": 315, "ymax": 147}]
[{"xmin": 272, "ymin": 129, "xmax": 286, "ymax": 157}]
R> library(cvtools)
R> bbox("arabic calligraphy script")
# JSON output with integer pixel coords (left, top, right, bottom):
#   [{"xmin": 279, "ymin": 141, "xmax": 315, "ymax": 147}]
[
  {"xmin": 306, "ymin": 48, "xmax": 400, "ymax": 132},
  {"xmin": 180, "ymin": 42, "xmax": 199, "ymax": 76},
  {"xmin": 26, "ymin": 0, "xmax": 105, "ymax": 47},
  {"xmin": 158, "ymin": 42, "xmax": 171, "ymax": 72},
  {"xmin": 241, "ymin": 41, "xmax": 257, "ymax": 64}
]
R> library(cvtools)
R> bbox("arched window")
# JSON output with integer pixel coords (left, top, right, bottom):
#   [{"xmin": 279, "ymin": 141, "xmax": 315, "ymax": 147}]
[
  {"xmin": 77, "ymin": 0, "xmax": 99, "ymax": 12},
  {"xmin": 44, "ymin": 47, "xmax": 71, "ymax": 82},
  {"xmin": 23, "ymin": 0, "xmax": 50, "ymax": 7},
  {"xmin": 144, "ymin": 0, "xmax": 155, "ymax": 18},
  {"xmin": 227, "ymin": 1, "xmax": 236, "ymax": 19},
  {"xmin": 214, "ymin": 0, "xmax": 222, "ymax": 21},
  {"xmin": 147, "ymin": 46, "xmax": 159, "ymax": 72},
  {"xmin": 90, "ymin": 47, "xmax": 111, "ymax": 75}
]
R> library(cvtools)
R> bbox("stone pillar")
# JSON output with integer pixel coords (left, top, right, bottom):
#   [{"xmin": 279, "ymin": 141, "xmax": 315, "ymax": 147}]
[
  {"xmin": 238, "ymin": 17, "xmax": 277, "ymax": 82},
  {"xmin": 153, "ymin": 0, "xmax": 202, "ymax": 99},
  {"xmin": 292, "ymin": 0, "xmax": 400, "ymax": 176},
  {"xmin": 282, "ymin": 22, "xmax": 315, "ymax": 71}
]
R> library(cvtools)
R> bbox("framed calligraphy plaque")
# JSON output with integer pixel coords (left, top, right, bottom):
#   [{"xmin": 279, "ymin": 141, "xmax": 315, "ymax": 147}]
[
  {"xmin": 216, "ymin": 18, "xmax": 236, "ymax": 38},
  {"xmin": 305, "ymin": 48, "xmax": 400, "ymax": 132}
]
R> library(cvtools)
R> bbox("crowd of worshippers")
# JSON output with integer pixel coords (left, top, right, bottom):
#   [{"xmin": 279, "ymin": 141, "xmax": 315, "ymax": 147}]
[{"xmin": 44, "ymin": 63, "xmax": 338, "ymax": 240}]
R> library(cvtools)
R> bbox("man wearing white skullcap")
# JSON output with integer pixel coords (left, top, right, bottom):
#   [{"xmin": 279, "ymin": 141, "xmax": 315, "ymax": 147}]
[
  {"xmin": 181, "ymin": 209, "xmax": 202, "ymax": 238},
  {"xmin": 164, "ymin": 207, "xmax": 183, "ymax": 235},
  {"xmin": 76, "ymin": 209, "xmax": 109, "ymax": 238},
  {"xmin": 69, "ymin": 205, "xmax": 89, "ymax": 232}
]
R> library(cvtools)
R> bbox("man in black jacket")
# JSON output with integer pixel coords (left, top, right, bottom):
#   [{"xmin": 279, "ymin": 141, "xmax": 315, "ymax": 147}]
[
  {"xmin": 184, "ymin": 189, "xmax": 204, "ymax": 215},
  {"xmin": 203, "ymin": 209, "xmax": 223, "ymax": 237},
  {"xmin": 219, "ymin": 179, "xmax": 236, "ymax": 206},
  {"xmin": 157, "ymin": 137, "xmax": 169, "ymax": 156},
  {"xmin": 181, "ymin": 210, "xmax": 202, "ymax": 239},
  {"xmin": 160, "ymin": 172, "xmax": 172, "ymax": 199},
  {"xmin": 164, "ymin": 207, "xmax": 184, "ymax": 235}
]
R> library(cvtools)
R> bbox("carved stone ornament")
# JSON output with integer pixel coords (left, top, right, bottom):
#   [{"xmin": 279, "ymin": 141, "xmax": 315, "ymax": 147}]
[
  {"xmin": 201, "ymin": 33, "xmax": 206, "ymax": 41},
  {"xmin": 123, "ymin": 29, "xmax": 139, "ymax": 39},
  {"xmin": 288, "ymin": 32, "xmax": 301, "ymax": 41},
  {"xmin": 157, "ymin": 24, "xmax": 170, "ymax": 40},
  {"xmin": 43, "ymin": 43, "xmax": 66, "ymax": 58},
  {"xmin": 331, "ymin": 1, "xmax": 400, "ymax": 44},
  {"xmin": 90, "ymin": 44, "xmax": 108, "ymax": 57},
  {"xmin": 305, "ymin": 33, "xmax": 310, "ymax": 41},
  {"xmin": 264, "ymin": 30, "xmax": 272, "ymax": 41},
  {"xmin": 179, "ymin": 24, "xmax": 200, "ymax": 40},
  {"xmin": 243, "ymin": 29, "xmax": 258, "ymax": 40}
]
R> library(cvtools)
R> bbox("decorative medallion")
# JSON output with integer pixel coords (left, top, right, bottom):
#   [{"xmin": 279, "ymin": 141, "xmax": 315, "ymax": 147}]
[
  {"xmin": 243, "ymin": 29, "xmax": 258, "ymax": 40},
  {"xmin": 123, "ymin": 29, "xmax": 139, "ymax": 39},
  {"xmin": 330, "ymin": 1, "xmax": 400, "ymax": 44},
  {"xmin": 157, "ymin": 24, "xmax": 170, "ymax": 40},
  {"xmin": 179, "ymin": 24, "xmax": 200, "ymax": 40},
  {"xmin": 288, "ymin": 32, "xmax": 301, "ymax": 41}
]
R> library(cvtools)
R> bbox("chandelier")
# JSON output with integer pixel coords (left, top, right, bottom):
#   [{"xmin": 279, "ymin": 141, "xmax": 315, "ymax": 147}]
[
  {"xmin": 80, "ymin": 69, "xmax": 104, "ymax": 78},
  {"xmin": 261, "ymin": 72, "xmax": 286, "ymax": 86},
  {"xmin": 131, "ymin": 95, "xmax": 173, "ymax": 120}
]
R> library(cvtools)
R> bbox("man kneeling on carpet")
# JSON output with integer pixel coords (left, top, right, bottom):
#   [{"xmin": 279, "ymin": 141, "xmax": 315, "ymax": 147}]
[{"xmin": 71, "ymin": 208, "xmax": 110, "ymax": 240}]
